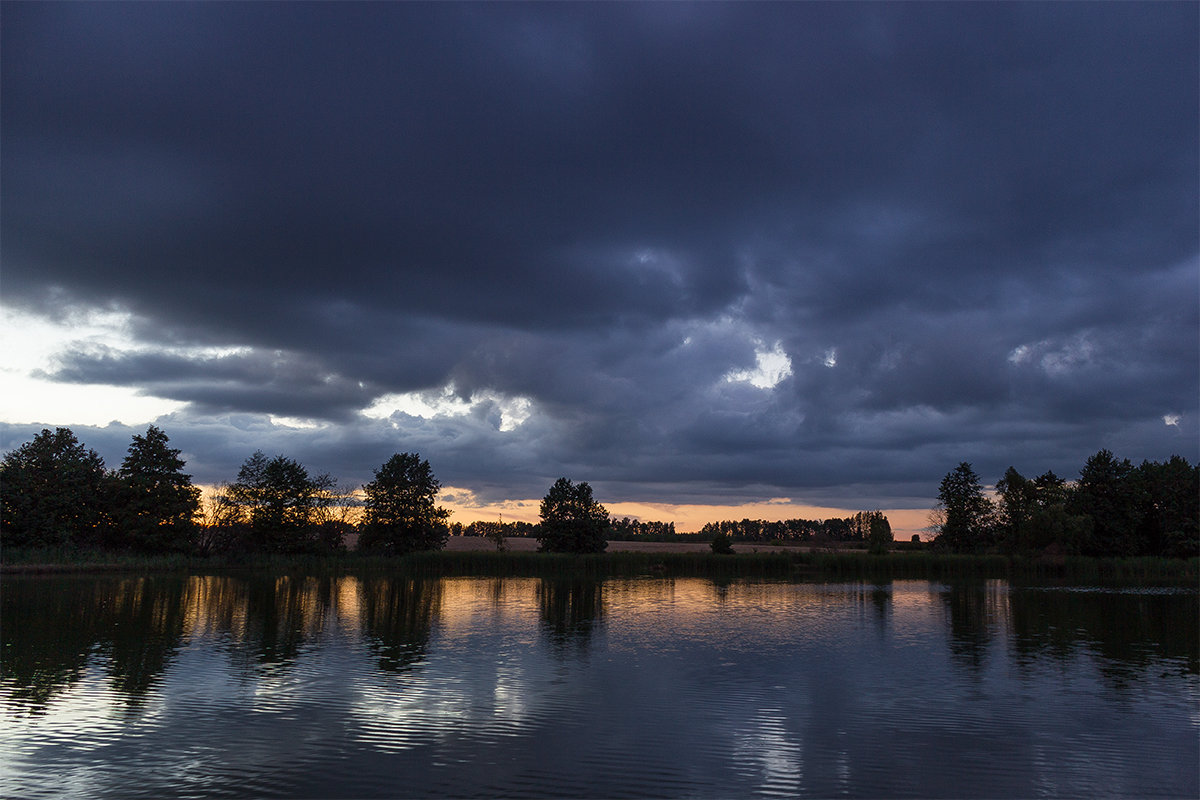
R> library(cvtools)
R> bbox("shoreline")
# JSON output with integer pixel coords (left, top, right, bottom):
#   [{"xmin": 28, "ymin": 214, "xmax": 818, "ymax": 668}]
[{"xmin": 3, "ymin": 544, "xmax": 1196, "ymax": 585}]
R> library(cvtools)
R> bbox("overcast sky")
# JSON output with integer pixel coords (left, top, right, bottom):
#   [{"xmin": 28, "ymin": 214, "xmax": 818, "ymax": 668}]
[{"xmin": 2, "ymin": 2, "xmax": 1197, "ymax": 532}]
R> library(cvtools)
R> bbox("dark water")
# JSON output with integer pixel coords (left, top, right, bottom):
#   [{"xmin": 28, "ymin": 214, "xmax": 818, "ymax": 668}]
[{"xmin": 2, "ymin": 575, "xmax": 1196, "ymax": 799}]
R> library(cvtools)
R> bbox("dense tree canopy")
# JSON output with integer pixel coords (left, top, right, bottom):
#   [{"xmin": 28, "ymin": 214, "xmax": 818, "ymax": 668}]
[
  {"xmin": 110, "ymin": 426, "xmax": 201, "ymax": 553},
  {"xmin": 537, "ymin": 478, "xmax": 610, "ymax": 554},
  {"xmin": 1070, "ymin": 449, "xmax": 1141, "ymax": 557},
  {"xmin": 933, "ymin": 462, "xmax": 996, "ymax": 553},
  {"xmin": 359, "ymin": 452, "xmax": 450, "ymax": 554},
  {"xmin": 944, "ymin": 451, "xmax": 1197, "ymax": 557},
  {"xmin": 867, "ymin": 513, "xmax": 893, "ymax": 555},
  {"xmin": 223, "ymin": 451, "xmax": 340, "ymax": 553},
  {"xmin": 0, "ymin": 427, "xmax": 109, "ymax": 548},
  {"xmin": 995, "ymin": 467, "xmax": 1091, "ymax": 555},
  {"xmin": 1138, "ymin": 455, "xmax": 1200, "ymax": 559}
]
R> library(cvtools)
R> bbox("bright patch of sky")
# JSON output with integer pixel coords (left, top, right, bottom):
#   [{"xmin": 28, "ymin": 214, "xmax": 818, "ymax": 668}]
[
  {"xmin": 0, "ymin": 306, "xmax": 186, "ymax": 426},
  {"xmin": 362, "ymin": 384, "xmax": 533, "ymax": 432},
  {"xmin": 268, "ymin": 416, "xmax": 327, "ymax": 430},
  {"xmin": 1007, "ymin": 333, "xmax": 1097, "ymax": 375},
  {"xmin": 363, "ymin": 386, "xmax": 474, "ymax": 420},
  {"xmin": 630, "ymin": 247, "xmax": 683, "ymax": 283},
  {"xmin": 437, "ymin": 495, "xmax": 931, "ymax": 541},
  {"xmin": 725, "ymin": 341, "xmax": 793, "ymax": 389}
]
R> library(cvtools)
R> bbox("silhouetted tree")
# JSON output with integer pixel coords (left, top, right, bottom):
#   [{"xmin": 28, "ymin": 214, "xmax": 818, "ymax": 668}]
[
  {"xmin": 197, "ymin": 481, "xmax": 251, "ymax": 554},
  {"xmin": 867, "ymin": 513, "xmax": 893, "ymax": 554},
  {"xmin": 223, "ymin": 451, "xmax": 337, "ymax": 553},
  {"xmin": 1135, "ymin": 456, "xmax": 1199, "ymax": 558},
  {"xmin": 710, "ymin": 530, "xmax": 735, "ymax": 554},
  {"xmin": 0, "ymin": 427, "xmax": 110, "ymax": 548},
  {"xmin": 1033, "ymin": 470, "xmax": 1071, "ymax": 507},
  {"xmin": 1071, "ymin": 450, "xmax": 1141, "ymax": 556},
  {"xmin": 109, "ymin": 426, "xmax": 201, "ymax": 553},
  {"xmin": 996, "ymin": 466, "xmax": 1037, "ymax": 553},
  {"xmin": 933, "ymin": 462, "xmax": 996, "ymax": 553},
  {"xmin": 996, "ymin": 467, "xmax": 1091, "ymax": 554},
  {"xmin": 358, "ymin": 453, "xmax": 450, "ymax": 554},
  {"xmin": 537, "ymin": 478, "xmax": 610, "ymax": 553}
]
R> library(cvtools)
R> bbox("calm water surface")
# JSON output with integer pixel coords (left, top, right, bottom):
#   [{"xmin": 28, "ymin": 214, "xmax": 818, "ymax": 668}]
[{"xmin": 2, "ymin": 574, "xmax": 1196, "ymax": 798}]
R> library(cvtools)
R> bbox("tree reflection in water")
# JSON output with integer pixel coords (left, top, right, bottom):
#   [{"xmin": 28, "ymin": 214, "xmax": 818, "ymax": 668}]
[
  {"xmin": 2, "ymin": 574, "xmax": 1195, "ymax": 717},
  {"xmin": 1008, "ymin": 587, "xmax": 1199, "ymax": 686},
  {"xmin": 868, "ymin": 580, "xmax": 892, "ymax": 629},
  {"xmin": 942, "ymin": 581, "xmax": 1000, "ymax": 672},
  {"xmin": 537, "ymin": 579, "xmax": 604, "ymax": 652},
  {"xmin": 358, "ymin": 576, "xmax": 440, "ymax": 674},
  {"xmin": 99, "ymin": 577, "xmax": 189, "ymax": 706},
  {"xmin": 936, "ymin": 580, "xmax": 1198, "ymax": 687},
  {"xmin": 236, "ymin": 575, "xmax": 336, "ymax": 671},
  {"xmin": 2, "ymin": 576, "xmax": 189, "ymax": 712}
]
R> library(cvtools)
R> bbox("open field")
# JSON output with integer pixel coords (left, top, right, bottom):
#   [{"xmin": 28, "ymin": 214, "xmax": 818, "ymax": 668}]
[{"xmin": 444, "ymin": 536, "xmax": 813, "ymax": 554}]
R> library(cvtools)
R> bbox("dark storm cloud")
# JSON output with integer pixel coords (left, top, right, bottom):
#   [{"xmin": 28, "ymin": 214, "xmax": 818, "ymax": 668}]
[{"xmin": 2, "ymin": 2, "xmax": 1196, "ymax": 509}]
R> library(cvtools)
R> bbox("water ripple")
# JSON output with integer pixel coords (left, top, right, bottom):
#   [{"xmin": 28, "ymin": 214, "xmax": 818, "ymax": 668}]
[{"xmin": 2, "ymin": 575, "xmax": 1196, "ymax": 799}]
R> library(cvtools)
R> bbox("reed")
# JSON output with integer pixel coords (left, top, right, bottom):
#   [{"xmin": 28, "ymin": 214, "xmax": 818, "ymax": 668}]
[
  {"xmin": 3, "ymin": 547, "xmax": 1196, "ymax": 584},
  {"xmin": 0, "ymin": 547, "xmax": 196, "ymax": 572},
  {"xmin": 372, "ymin": 550, "xmax": 800, "ymax": 579}
]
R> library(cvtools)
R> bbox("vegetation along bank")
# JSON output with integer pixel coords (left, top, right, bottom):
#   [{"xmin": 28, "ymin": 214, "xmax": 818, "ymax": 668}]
[{"xmin": 2, "ymin": 426, "xmax": 1196, "ymax": 580}]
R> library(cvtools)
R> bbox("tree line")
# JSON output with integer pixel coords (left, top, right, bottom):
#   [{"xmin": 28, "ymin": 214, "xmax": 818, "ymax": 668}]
[
  {"xmin": 2, "ymin": 426, "xmax": 893, "ymax": 558},
  {"xmin": 698, "ymin": 511, "xmax": 893, "ymax": 548},
  {"xmin": 0, "ymin": 427, "xmax": 618, "ymax": 555},
  {"xmin": 932, "ymin": 451, "xmax": 1199, "ymax": 558},
  {"xmin": 450, "ymin": 520, "xmax": 538, "ymax": 539},
  {"xmin": 0, "ymin": 426, "xmax": 456, "ymax": 556},
  {"xmin": 8, "ymin": 426, "xmax": 1190, "ymax": 560}
]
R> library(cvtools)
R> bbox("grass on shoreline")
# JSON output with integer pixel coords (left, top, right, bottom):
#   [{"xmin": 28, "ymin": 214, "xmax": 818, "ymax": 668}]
[{"xmin": 3, "ymin": 546, "xmax": 1197, "ymax": 584}]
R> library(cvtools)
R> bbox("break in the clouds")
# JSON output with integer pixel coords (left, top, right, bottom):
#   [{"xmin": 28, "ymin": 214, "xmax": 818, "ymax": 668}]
[{"xmin": 2, "ymin": 2, "xmax": 1197, "ymax": 517}]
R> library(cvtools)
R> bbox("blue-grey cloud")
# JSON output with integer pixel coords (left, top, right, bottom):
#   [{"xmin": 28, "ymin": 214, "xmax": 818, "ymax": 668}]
[{"xmin": 2, "ymin": 2, "xmax": 1196, "ymax": 510}]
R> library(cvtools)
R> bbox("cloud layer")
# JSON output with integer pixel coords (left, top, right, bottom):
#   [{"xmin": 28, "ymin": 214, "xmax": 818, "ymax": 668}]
[{"xmin": 2, "ymin": 3, "xmax": 1197, "ymax": 513}]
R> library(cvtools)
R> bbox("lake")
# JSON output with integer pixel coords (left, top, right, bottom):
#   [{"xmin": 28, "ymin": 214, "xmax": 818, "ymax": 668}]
[{"xmin": 2, "ymin": 574, "xmax": 1196, "ymax": 798}]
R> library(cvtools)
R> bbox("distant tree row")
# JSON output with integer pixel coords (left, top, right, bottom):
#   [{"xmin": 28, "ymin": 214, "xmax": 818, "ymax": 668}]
[
  {"xmin": 610, "ymin": 517, "xmax": 678, "ymax": 541},
  {"xmin": 932, "ymin": 451, "xmax": 1199, "ymax": 558},
  {"xmin": 698, "ymin": 510, "xmax": 893, "ymax": 547},
  {"xmin": 453, "ymin": 516, "xmax": 677, "ymax": 543},
  {"xmin": 449, "ymin": 520, "xmax": 539, "ymax": 538}
]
